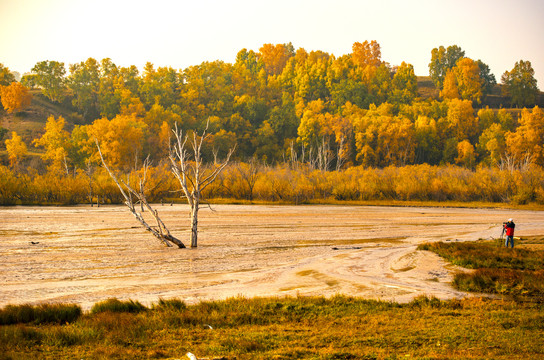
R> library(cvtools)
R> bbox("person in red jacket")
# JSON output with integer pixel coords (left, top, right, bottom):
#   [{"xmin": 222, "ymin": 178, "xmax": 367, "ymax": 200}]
[{"xmin": 503, "ymin": 218, "xmax": 516, "ymax": 248}]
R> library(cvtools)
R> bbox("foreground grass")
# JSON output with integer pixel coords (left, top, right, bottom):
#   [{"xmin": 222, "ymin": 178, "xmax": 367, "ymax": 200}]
[
  {"xmin": 1, "ymin": 296, "xmax": 543, "ymax": 360},
  {"xmin": 418, "ymin": 237, "xmax": 544, "ymax": 302}
]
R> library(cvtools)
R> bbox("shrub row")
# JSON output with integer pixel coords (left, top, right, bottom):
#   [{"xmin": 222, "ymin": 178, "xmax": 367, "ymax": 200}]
[{"xmin": 2, "ymin": 163, "xmax": 544, "ymax": 205}]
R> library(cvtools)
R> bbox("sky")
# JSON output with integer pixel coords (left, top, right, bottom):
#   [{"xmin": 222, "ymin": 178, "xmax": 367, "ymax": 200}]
[{"xmin": 1, "ymin": 0, "xmax": 543, "ymax": 86}]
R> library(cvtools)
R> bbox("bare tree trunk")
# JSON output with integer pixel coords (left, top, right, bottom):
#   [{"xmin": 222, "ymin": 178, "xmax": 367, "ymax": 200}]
[
  {"xmin": 169, "ymin": 122, "xmax": 235, "ymax": 248},
  {"xmin": 85, "ymin": 159, "xmax": 94, "ymax": 206},
  {"xmin": 96, "ymin": 140, "xmax": 186, "ymax": 248},
  {"xmin": 190, "ymin": 197, "xmax": 199, "ymax": 248}
]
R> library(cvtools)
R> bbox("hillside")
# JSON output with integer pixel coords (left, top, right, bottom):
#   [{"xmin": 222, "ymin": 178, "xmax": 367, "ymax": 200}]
[
  {"xmin": 0, "ymin": 90, "xmax": 80, "ymax": 145},
  {"xmin": 1, "ymin": 79, "xmax": 542, "ymax": 166}
]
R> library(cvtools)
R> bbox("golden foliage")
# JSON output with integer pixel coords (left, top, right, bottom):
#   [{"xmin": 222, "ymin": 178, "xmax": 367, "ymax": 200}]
[
  {"xmin": 506, "ymin": 106, "xmax": 544, "ymax": 166},
  {"xmin": 0, "ymin": 82, "xmax": 32, "ymax": 113},
  {"xmin": 258, "ymin": 43, "xmax": 293, "ymax": 76},
  {"xmin": 33, "ymin": 115, "xmax": 71, "ymax": 172},
  {"xmin": 87, "ymin": 114, "xmax": 147, "ymax": 169},
  {"xmin": 440, "ymin": 69, "xmax": 460, "ymax": 100},
  {"xmin": 352, "ymin": 40, "xmax": 382, "ymax": 68},
  {"xmin": 5, "ymin": 131, "xmax": 27, "ymax": 168}
]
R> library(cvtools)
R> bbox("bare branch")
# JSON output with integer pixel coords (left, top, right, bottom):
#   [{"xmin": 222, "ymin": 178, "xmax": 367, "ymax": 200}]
[{"xmin": 96, "ymin": 139, "xmax": 185, "ymax": 248}]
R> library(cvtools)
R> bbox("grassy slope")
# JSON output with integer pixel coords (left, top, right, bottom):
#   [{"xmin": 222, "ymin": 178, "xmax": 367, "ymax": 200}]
[{"xmin": 0, "ymin": 90, "xmax": 80, "ymax": 161}]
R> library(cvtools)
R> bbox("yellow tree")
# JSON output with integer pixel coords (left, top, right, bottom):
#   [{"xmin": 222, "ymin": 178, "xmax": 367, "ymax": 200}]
[
  {"xmin": 440, "ymin": 69, "xmax": 460, "ymax": 100},
  {"xmin": 455, "ymin": 140, "xmax": 476, "ymax": 168},
  {"xmin": 455, "ymin": 58, "xmax": 483, "ymax": 104},
  {"xmin": 375, "ymin": 116, "xmax": 415, "ymax": 166},
  {"xmin": 33, "ymin": 116, "xmax": 71, "ymax": 173},
  {"xmin": 5, "ymin": 131, "xmax": 27, "ymax": 169},
  {"xmin": 506, "ymin": 106, "xmax": 544, "ymax": 166},
  {"xmin": 87, "ymin": 114, "xmax": 147, "ymax": 170},
  {"xmin": 297, "ymin": 99, "xmax": 328, "ymax": 148},
  {"xmin": 0, "ymin": 82, "xmax": 32, "ymax": 113},
  {"xmin": 445, "ymin": 99, "xmax": 478, "ymax": 141},
  {"xmin": 258, "ymin": 43, "xmax": 294, "ymax": 76},
  {"xmin": 352, "ymin": 40, "xmax": 382, "ymax": 68}
]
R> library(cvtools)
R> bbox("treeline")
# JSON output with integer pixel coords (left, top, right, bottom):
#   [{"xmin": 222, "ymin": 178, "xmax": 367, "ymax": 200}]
[
  {"xmin": 1, "ymin": 162, "xmax": 543, "ymax": 206},
  {"xmin": 1, "ymin": 41, "xmax": 544, "ymax": 206},
  {"xmin": 1, "ymin": 41, "xmax": 542, "ymax": 170}
]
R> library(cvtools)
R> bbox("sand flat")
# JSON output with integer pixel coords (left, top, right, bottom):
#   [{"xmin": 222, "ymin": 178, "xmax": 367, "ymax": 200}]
[{"xmin": 1, "ymin": 204, "xmax": 542, "ymax": 309}]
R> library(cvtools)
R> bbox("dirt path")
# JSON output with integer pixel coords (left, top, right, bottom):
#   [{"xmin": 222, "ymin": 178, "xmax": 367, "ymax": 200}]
[{"xmin": 1, "ymin": 204, "xmax": 543, "ymax": 309}]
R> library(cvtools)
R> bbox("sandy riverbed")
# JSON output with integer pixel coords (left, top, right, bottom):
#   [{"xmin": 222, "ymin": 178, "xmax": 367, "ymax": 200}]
[{"xmin": 1, "ymin": 204, "xmax": 543, "ymax": 310}]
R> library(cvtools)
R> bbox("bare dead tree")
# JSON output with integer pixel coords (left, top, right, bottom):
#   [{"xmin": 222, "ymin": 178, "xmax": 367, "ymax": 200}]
[
  {"xmin": 336, "ymin": 135, "xmax": 346, "ymax": 172},
  {"xmin": 96, "ymin": 140, "xmax": 186, "ymax": 248},
  {"xmin": 84, "ymin": 158, "xmax": 95, "ymax": 206},
  {"xmin": 317, "ymin": 137, "xmax": 332, "ymax": 171},
  {"xmin": 235, "ymin": 157, "xmax": 260, "ymax": 201},
  {"xmin": 500, "ymin": 152, "xmax": 534, "ymax": 172},
  {"xmin": 169, "ymin": 123, "xmax": 235, "ymax": 248},
  {"xmin": 288, "ymin": 140, "xmax": 298, "ymax": 170}
]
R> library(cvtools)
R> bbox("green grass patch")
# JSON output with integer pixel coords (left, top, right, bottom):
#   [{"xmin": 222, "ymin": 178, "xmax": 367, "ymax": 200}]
[
  {"xmin": 1, "ymin": 296, "xmax": 543, "ymax": 359},
  {"xmin": 90, "ymin": 298, "xmax": 147, "ymax": 314},
  {"xmin": 419, "ymin": 239, "xmax": 544, "ymax": 302},
  {"xmin": 417, "ymin": 241, "xmax": 544, "ymax": 270},
  {"xmin": 0, "ymin": 303, "xmax": 82, "ymax": 325}
]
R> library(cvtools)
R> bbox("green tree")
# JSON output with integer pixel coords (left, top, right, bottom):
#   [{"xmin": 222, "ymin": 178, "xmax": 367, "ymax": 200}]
[
  {"xmin": 67, "ymin": 58, "xmax": 101, "ymax": 122},
  {"xmin": 0, "ymin": 63, "xmax": 16, "ymax": 86},
  {"xmin": 234, "ymin": 48, "xmax": 264, "ymax": 97},
  {"xmin": 181, "ymin": 61, "xmax": 235, "ymax": 123},
  {"xmin": 428, "ymin": 45, "xmax": 465, "ymax": 88},
  {"xmin": 31, "ymin": 60, "xmax": 66, "ymax": 102},
  {"xmin": 476, "ymin": 60, "xmax": 497, "ymax": 99},
  {"xmin": 21, "ymin": 74, "xmax": 39, "ymax": 89},
  {"xmin": 501, "ymin": 60, "xmax": 539, "ymax": 108},
  {"xmin": 478, "ymin": 123, "xmax": 506, "ymax": 166},
  {"xmin": 139, "ymin": 63, "xmax": 181, "ymax": 110},
  {"xmin": 389, "ymin": 62, "xmax": 418, "ymax": 105},
  {"xmin": 97, "ymin": 58, "xmax": 121, "ymax": 119}
]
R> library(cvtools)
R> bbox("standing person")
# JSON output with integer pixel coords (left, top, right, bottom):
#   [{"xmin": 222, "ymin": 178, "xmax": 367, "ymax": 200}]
[{"xmin": 503, "ymin": 218, "xmax": 516, "ymax": 248}]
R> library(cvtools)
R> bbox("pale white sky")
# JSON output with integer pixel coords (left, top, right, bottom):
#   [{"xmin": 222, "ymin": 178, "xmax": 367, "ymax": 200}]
[{"xmin": 1, "ymin": 0, "xmax": 543, "ymax": 86}]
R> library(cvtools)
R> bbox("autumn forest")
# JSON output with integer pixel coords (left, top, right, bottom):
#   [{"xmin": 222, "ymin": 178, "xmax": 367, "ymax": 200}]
[{"xmin": 1, "ymin": 41, "xmax": 543, "ymax": 205}]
